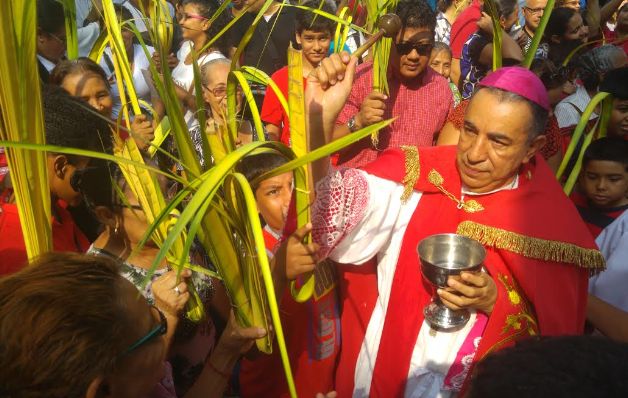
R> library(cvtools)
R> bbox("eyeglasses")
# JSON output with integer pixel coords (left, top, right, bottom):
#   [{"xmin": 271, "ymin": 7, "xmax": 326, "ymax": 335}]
[
  {"xmin": 203, "ymin": 84, "xmax": 243, "ymax": 98},
  {"xmin": 124, "ymin": 305, "xmax": 168, "ymax": 355},
  {"xmin": 395, "ymin": 41, "xmax": 433, "ymax": 56},
  {"xmin": 179, "ymin": 12, "xmax": 208, "ymax": 22},
  {"xmin": 114, "ymin": 203, "xmax": 144, "ymax": 212},
  {"xmin": 48, "ymin": 32, "xmax": 67, "ymax": 44},
  {"xmin": 524, "ymin": 6, "xmax": 545, "ymax": 14}
]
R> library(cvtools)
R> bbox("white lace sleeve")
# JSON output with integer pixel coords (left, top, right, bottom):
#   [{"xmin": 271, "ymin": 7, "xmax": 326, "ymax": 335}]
[{"xmin": 311, "ymin": 168, "xmax": 409, "ymax": 265}]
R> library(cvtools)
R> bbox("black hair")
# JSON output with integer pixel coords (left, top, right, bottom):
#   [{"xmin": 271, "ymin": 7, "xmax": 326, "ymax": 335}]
[
  {"xmin": 296, "ymin": 1, "xmax": 336, "ymax": 35},
  {"xmin": 236, "ymin": 152, "xmax": 290, "ymax": 192},
  {"xmin": 484, "ymin": 0, "xmax": 518, "ymax": 19},
  {"xmin": 476, "ymin": 86, "xmax": 549, "ymax": 138},
  {"xmin": 545, "ymin": 7, "xmax": 578, "ymax": 41},
  {"xmin": 600, "ymin": 66, "xmax": 628, "ymax": 100},
  {"xmin": 37, "ymin": 0, "xmax": 65, "ymax": 34},
  {"xmin": 437, "ymin": 0, "xmax": 454, "ymax": 13},
  {"xmin": 396, "ymin": 0, "xmax": 436, "ymax": 34},
  {"xmin": 182, "ymin": 0, "xmax": 232, "ymax": 57},
  {"xmin": 114, "ymin": 4, "xmax": 135, "ymax": 27},
  {"xmin": 49, "ymin": 57, "xmax": 110, "ymax": 89},
  {"xmin": 530, "ymin": 58, "xmax": 568, "ymax": 90},
  {"xmin": 467, "ymin": 336, "xmax": 628, "ymax": 398},
  {"xmin": 74, "ymin": 161, "xmax": 125, "ymax": 211},
  {"xmin": 42, "ymin": 84, "xmax": 113, "ymax": 160},
  {"xmin": 583, "ymin": 137, "xmax": 628, "ymax": 170}
]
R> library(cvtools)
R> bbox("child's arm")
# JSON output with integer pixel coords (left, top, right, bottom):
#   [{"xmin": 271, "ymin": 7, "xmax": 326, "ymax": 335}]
[{"xmin": 587, "ymin": 294, "xmax": 628, "ymax": 343}]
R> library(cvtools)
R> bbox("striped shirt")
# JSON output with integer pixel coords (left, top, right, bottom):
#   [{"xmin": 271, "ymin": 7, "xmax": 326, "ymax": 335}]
[{"xmin": 555, "ymin": 85, "xmax": 598, "ymax": 129}]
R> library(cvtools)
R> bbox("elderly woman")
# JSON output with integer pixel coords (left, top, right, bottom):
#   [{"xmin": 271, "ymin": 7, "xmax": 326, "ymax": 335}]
[
  {"xmin": 555, "ymin": 45, "xmax": 627, "ymax": 133},
  {"xmin": 0, "ymin": 252, "xmax": 265, "ymax": 398},
  {"xmin": 200, "ymin": 58, "xmax": 253, "ymax": 146}
]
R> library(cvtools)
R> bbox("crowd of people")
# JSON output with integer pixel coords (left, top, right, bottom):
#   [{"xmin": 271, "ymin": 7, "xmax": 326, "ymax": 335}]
[{"xmin": 1, "ymin": 0, "xmax": 628, "ymax": 397}]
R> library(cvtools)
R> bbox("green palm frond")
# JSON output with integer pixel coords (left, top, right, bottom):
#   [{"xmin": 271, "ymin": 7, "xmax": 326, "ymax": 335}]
[
  {"xmin": 0, "ymin": 0, "xmax": 52, "ymax": 260},
  {"xmin": 58, "ymin": 0, "xmax": 78, "ymax": 59}
]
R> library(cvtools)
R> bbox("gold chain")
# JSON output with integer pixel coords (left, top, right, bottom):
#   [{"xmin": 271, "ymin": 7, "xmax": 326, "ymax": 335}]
[{"xmin": 428, "ymin": 169, "xmax": 484, "ymax": 213}]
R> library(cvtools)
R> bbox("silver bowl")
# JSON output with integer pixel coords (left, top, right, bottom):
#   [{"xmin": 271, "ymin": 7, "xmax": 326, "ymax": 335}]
[{"xmin": 418, "ymin": 234, "xmax": 486, "ymax": 331}]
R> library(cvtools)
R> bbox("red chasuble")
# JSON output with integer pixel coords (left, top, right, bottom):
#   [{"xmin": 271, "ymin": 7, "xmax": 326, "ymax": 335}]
[{"xmin": 356, "ymin": 145, "xmax": 603, "ymax": 396}]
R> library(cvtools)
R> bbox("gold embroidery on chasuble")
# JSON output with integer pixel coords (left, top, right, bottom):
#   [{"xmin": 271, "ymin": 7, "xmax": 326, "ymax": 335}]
[
  {"xmin": 456, "ymin": 221, "xmax": 606, "ymax": 273},
  {"xmin": 427, "ymin": 169, "xmax": 484, "ymax": 213},
  {"xmin": 400, "ymin": 146, "xmax": 420, "ymax": 203},
  {"xmin": 479, "ymin": 274, "xmax": 539, "ymax": 359}
]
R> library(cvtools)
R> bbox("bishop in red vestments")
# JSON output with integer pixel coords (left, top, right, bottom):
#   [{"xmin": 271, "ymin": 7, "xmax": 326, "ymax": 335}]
[{"xmin": 306, "ymin": 60, "xmax": 605, "ymax": 397}]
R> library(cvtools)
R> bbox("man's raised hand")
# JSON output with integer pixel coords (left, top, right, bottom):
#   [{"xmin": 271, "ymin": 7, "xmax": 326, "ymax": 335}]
[{"xmin": 306, "ymin": 51, "xmax": 358, "ymax": 134}]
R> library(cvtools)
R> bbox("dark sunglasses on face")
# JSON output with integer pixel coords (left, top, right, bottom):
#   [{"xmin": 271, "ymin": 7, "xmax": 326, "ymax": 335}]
[{"xmin": 395, "ymin": 41, "xmax": 433, "ymax": 56}]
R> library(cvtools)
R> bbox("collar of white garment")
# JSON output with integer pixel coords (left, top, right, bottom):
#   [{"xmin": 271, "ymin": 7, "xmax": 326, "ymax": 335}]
[
  {"xmin": 461, "ymin": 174, "xmax": 519, "ymax": 197},
  {"xmin": 37, "ymin": 55, "xmax": 56, "ymax": 73}
]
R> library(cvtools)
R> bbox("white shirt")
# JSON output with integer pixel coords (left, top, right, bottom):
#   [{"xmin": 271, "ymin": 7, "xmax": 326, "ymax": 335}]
[
  {"xmin": 37, "ymin": 55, "xmax": 56, "ymax": 73},
  {"xmin": 114, "ymin": 0, "xmax": 175, "ymax": 33},
  {"xmin": 555, "ymin": 85, "xmax": 598, "ymax": 129},
  {"xmin": 100, "ymin": 44, "xmax": 156, "ymax": 119},
  {"xmin": 589, "ymin": 210, "xmax": 628, "ymax": 311}
]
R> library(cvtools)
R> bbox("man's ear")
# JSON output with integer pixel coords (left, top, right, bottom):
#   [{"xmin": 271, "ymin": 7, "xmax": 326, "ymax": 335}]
[
  {"xmin": 295, "ymin": 31, "xmax": 302, "ymax": 46},
  {"xmin": 52, "ymin": 154, "xmax": 71, "ymax": 179},
  {"xmin": 499, "ymin": 15, "xmax": 507, "ymax": 30},
  {"xmin": 523, "ymin": 134, "xmax": 547, "ymax": 164}
]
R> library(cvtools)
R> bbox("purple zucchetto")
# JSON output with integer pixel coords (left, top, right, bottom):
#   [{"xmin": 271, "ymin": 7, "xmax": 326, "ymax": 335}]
[{"xmin": 478, "ymin": 66, "xmax": 551, "ymax": 111}]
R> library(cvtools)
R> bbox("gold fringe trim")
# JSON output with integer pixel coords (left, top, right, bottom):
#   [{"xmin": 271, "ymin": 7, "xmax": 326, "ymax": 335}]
[
  {"xmin": 457, "ymin": 221, "xmax": 606, "ymax": 272},
  {"xmin": 428, "ymin": 169, "xmax": 484, "ymax": 213},
  {"xmin": 400, "ymin": 145, "xmax": 419, "ymax": 203}
]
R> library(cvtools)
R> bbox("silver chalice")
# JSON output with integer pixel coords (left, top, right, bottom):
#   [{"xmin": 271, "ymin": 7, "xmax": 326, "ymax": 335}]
[{"xmin": 418, "ymin": 233, "xmax": 486, "ymax": 331}]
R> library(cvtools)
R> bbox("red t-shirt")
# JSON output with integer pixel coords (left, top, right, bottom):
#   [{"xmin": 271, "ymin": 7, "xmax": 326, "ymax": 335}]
[
  {"xmin": 261, "ymin": 66, "xmax": 307, "ymax": 146},
  {"xmin": 450, "ymin": 0, "xmax": 482, "ymax": 58},
  {"xmin": 0, "ymin": 201, "xmax": 90, "ymax": 275}
]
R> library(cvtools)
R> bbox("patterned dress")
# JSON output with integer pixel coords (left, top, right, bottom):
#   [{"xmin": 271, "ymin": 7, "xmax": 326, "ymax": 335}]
[{"xmin": 435, "ymin": 12, "xmax": 452, "ymax": 45}]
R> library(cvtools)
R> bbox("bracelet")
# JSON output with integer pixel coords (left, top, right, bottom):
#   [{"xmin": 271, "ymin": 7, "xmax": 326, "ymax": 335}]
[{"xmin": 207, "ymin": 359, "xmax": 231, "ymax": 380}]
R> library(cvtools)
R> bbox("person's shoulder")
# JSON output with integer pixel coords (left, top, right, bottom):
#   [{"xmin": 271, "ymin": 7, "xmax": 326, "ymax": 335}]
[
  {"xmin": 270, "ymin": 65, "xmax": 289, "ymax": 80},
  {"xmin": 135, "ymin": 44, "xmax": 155, "ymax": 58},
  {"xmin": 424, "ymin": 67, "xmax": 449, "ymax": 87},
  {"xmin": 423, "ymin": 68, "xmax": 455, "ymax": 100}
]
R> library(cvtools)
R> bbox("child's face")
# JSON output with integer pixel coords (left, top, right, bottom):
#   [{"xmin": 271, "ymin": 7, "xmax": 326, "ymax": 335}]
[
  {"xmin": 581, "ymin": 160, "xmax": 628, "ymax": 208},
  {"xmin": 297, "ymin": 29, "xmax": 332, "ymax": 67},
  {"xmin": 608, "ymin": 99, "xmax": 628, "ymax": 139},
  {"xmin": 255, "ymin": 172, "xmax": 294, "ymax": 231},
  {"xmin": 429, "ymin": 49, "xmax": 451, "ymax": 79}
]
